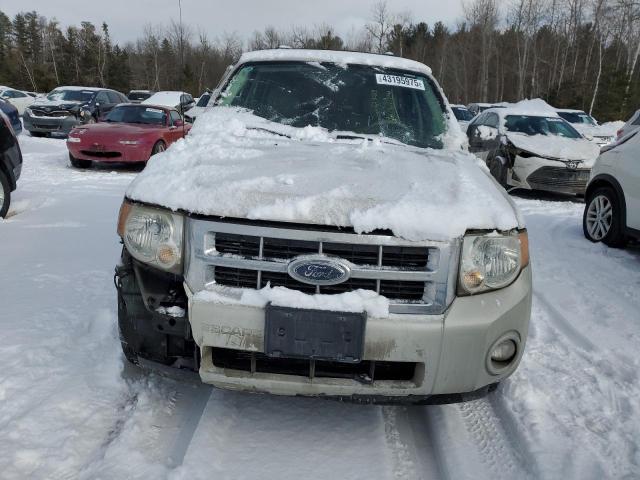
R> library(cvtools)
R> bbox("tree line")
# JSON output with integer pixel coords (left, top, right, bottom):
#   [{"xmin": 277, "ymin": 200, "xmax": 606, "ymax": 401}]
[{"xmin": 0, "ymin": 0, "xmax": 638, "ymax": 121}]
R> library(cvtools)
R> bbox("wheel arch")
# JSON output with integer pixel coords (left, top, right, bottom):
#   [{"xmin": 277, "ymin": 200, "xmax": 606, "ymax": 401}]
[{"xmin": 586, "ymin": 174, "xmax": 627, "ymax": 229}]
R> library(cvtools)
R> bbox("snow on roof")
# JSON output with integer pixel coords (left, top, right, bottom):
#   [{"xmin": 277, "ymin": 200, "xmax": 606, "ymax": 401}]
[
  {"xmin": 126, "ymin": 108, "xmax": 521, "ymax": 241},
  {"xmin": 53, "ymin": 86, "xmax": 101, "ymax": 91},
  {"xmin": 239, "ymin": 49, "xmax": 432, "ymax": 75},
  {"xmin": 555, "ymin": 108, "xmax": 589, "ymax": 114},
  {"xmin": 142, "ymin": 91, "xmax": 188, "ymax": 107},
  {"xmin": 487, "ymin": 99, "xmax": 559, "ymax": 118}
]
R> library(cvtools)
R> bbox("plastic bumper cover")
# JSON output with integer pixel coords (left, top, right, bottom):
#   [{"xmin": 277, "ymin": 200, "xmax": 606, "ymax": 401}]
[{"xmin": 186, "ymin": 265, "xmax": 532, "ymax": 399}]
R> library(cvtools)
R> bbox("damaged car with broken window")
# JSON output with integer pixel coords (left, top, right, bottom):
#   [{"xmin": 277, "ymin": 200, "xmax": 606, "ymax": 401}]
[{"xmin": 114, "ymin": 49, "xmax": 532, "ymax": 404}]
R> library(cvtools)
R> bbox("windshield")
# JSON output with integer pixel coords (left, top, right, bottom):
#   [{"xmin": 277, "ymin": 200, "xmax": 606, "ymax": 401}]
[
  {"xmin": 505, "ymin": 115, "xmax": 581, "ymax": 139},
  {"xmin": 47, "ymin": 89, "xmax": 95, "ymax": 103},
  {"xmin": 217, "ymin": 62, "xmax": 447, "ymax": 148},
  {"xmin": 557, "ymin": 111, "xmax": 596, "ymax": 126},
  {"xmin": 105, "ymin": 105, "xmax": 167, "ymax": 125},
  {"xmin": 452, "ymin": 107, "xmax": 473, "ymax": 122},
  {"xmin": 197, "ymin": 93, "xmax": 211, "ymax": 107},
  {"xmin": 128, "ymin": 91, "xmax": 152, "ymax": 101}
]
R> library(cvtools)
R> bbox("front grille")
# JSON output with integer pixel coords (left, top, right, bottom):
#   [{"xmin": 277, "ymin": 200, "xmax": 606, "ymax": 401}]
[
  {"xmin": 527, "ymin": 167, "xmax": 590, "ymax": 193},
  {"xmin": 211, "ymin": 347, "xmax": 417, "ymax": 382},
  {"xmin": 215, "ymin": 233, "xmax": 428, "ymax": 269},
  {"xmin": 80, "ymin": 150, "xmax": 122, "ymax": 158},
  {"xmin": 214, "ymin": 266, "xmax": 425, "ymax": 301},
  {"xmin": 187, "ymin": 218, "xmax": 456, "ymax": 314},
  {"xmin": 31, "ymin": 109, "xmax": 71, "ymax": 118}
]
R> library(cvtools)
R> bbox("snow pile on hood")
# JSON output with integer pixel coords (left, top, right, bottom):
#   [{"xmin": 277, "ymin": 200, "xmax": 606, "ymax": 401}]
[
  {"xmin": 508, "ymin": 133, "xmax": 601, "ymax": 164},
  {"xmin": 598, "ymin": 120, "xmax": 625, "ymax": 136},
  {"xmin": 126, "ymin": 108, "xmax": 521, "ymax": 241}
]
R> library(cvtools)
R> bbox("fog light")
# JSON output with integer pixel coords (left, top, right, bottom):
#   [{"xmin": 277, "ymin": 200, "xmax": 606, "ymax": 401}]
[
  {"xmin": 157, "ymin": 244, "xmax": 178, "ymax": 266},
  {"xmin": 491, "ymin": 340, "xmax": 517, "ymax": 362}
]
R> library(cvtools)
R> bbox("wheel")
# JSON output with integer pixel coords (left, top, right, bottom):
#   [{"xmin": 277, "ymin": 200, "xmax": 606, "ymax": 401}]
[
  {"xmin": 29, "ymin": 131, "xmax": 47, "ymax": 138},
  {"xmin": 151, "ymin": 140, "xmax": 166, "ymax": 156},
  {"xmin": 0, "ymin": 170, "xmax": 10, "ymax": 219},
  {"xmin": 69, "ymin": 153, "xmax": 92, "ymax": 169},
  {"xmin": 583, "ymin": 186, "xmax": 626, "ymax": 247},
  {"xmin": 488, "ymin": 156, "xmax": 508, "ymax": 187}
]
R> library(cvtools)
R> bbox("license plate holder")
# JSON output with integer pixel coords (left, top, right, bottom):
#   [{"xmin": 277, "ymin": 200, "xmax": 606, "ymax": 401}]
[{"xmin": 264, "ymin": 304, "xmax": 365, "ymax": 364}]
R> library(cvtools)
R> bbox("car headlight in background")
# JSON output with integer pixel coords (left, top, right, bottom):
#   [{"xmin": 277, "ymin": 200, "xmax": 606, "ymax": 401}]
[
  {"xmin": 67, "ymin": 136, "xmax": 81, "ymax": 143},
  {"xmin": 458, "ymin": 230, "xmax": 529, "ymax": 295},
  {"xmin": 117, "ymin": 201, "xmax": 184, "ymax": 273},
  {"xmin": 119, "ymin": 140, "xmax": 140, "ymax": 145}
]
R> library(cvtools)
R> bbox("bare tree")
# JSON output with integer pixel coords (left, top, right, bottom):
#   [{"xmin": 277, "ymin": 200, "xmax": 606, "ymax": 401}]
[{"xmin": 366, "ymin": 1, "xmax": 393, "ymax": 53}]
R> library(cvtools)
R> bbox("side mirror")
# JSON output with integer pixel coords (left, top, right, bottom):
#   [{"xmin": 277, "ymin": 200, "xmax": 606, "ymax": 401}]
[
  {"xmin": 174, "ymin": 119, "xmax": 184, "ymax": 127},
  {"xmin": 584, "ymin": 134, "xmax": 594, "ymax": 141},
  {"xmin": 478, "ymin": 125, "xmax": 498, "ymax": 141}
]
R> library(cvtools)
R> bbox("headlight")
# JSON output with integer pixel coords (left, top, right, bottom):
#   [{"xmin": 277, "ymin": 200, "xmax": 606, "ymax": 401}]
[
  {"xmin": 117, "ymin": 201, "xmax": 184, "ymax": 273},
  {"xmin": 25, "ymin": 107, "xmax": 33, "ymax": 116},
  {"xmin": 458, "ymin": 231, "xmax": 529, "ymax": 295},
  {"xmin": 67, "ymin": 137, "xmax": 81, "ymax": 143},
  {"xmin": 119, "ymin": 140, "xmax": 140, "ymax": 145}
]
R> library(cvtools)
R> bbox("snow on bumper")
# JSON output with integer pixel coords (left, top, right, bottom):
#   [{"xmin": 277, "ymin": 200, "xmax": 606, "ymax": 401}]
[{"xmin": 186, "ymin": 265, "xmax": 532, "ymax": 398}]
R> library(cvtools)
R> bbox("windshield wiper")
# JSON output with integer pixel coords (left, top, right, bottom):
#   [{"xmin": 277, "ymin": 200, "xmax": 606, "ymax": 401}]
[
  {"xmin": 335, "ymin": 133, "xmax": 408, "ymax": 147},
  {"xmin": 246, "ymin": 126, "xmax": 291, "ymax": 138}
]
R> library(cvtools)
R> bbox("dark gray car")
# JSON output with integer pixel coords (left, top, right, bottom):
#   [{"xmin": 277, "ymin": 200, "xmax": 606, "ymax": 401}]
[{"xmin": 23, "ymin": 87, "xmax": 127, "ymax": 137}]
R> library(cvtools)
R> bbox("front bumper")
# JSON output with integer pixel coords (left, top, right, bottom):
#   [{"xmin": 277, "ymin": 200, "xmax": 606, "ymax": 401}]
[
  {"xmin": 508, "ymin": 155, "xmax": 590, "ymax": 194},
  {"xmin": 187, "ymin": 265, "xmax": 532, "ymax": 399},
  {"xmin": 24, "ymin": 112, "xmax": 80, "ymax": 136},
  {"xmin": 68, "ymin": 141, "xmax": 153, "ymax": 163}
]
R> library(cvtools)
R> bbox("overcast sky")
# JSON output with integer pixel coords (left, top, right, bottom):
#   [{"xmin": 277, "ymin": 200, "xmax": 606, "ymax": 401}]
[{"xmin": 2, "ymin": 0, "xmax": 464, "ymax": 45}]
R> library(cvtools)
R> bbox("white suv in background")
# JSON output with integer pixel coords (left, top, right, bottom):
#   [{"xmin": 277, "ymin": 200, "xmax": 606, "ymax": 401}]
[{"xmin": 583, "ymin": 130, "xmax": 640, "ymax": 246}]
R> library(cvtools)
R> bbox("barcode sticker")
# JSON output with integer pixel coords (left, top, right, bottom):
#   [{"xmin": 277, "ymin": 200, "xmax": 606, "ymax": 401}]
[{"xmin": 375, "ymin": 74, "xmax": 425, "ymax": 90}]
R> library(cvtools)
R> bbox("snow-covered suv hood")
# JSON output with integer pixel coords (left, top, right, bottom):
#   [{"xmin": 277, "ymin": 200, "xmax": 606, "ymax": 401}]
[
  {"xmin": 507, "ymin": 132, "xmax": 600, "ymax": 165},
  {"xmin": 126, "ymin": 108, "xmax": 522, "ymax": 241}
]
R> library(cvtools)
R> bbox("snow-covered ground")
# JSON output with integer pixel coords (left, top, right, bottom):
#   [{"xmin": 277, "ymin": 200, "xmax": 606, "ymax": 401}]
[{"xmin": 1, "ymin": 135, "xmax": 639, "ymax": 479}]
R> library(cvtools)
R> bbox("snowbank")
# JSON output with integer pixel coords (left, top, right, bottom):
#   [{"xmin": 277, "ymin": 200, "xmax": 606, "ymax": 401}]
[{"xmin": 126, "ymin": 108, "xmax": 521, "ymax": 241}]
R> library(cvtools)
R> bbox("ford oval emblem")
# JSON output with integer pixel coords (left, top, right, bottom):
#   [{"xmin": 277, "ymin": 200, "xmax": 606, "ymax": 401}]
[{"xmin": 287, "ymin": 256, "xmax": 351, "ymax": 286}]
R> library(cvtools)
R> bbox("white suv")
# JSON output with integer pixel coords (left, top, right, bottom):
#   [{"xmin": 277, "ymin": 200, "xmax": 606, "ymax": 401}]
[
  {"xmin": 583, "ymin": 131, "xmax": 640, "ymax": 246},
  {"xmin": 115, "ymin": 49, "xmax": 532, "ymax": 404}
]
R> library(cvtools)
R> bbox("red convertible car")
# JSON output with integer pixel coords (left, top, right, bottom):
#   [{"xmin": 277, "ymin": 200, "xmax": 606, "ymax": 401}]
[{"xmin": 66, "ymin": 104, "xmax": 191, "ymax": 168}]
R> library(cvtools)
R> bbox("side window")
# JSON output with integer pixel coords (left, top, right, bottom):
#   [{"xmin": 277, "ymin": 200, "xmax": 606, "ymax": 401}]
[
  {"xmin": 170, "ymin": 111, "xmax": 182, "ymax": 124},
  {"xmin": 107, "ymin": 91, "xmax": 121, "ymax": 104},
  {"xmin": 486, "ymin": 113, "xmax": 499, "ymax": 128},
  {"xmin": 474, "ymin": 112, "xmax": 488, "ymax": 126},
  {"xmin": 633, "ymin": 112, "xmax": 640, "ymax": 126},
  {"xmin": 96, "ymin": 91, "xmax": 110, "ymax": 104}
]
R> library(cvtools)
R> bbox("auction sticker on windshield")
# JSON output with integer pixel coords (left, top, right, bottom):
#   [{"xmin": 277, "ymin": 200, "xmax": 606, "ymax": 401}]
[{"xmin": 375, "ymin": 74, "xmax": 425, "ymax": 90}]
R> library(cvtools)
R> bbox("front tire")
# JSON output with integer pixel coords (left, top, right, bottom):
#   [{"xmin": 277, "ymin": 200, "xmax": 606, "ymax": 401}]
[
  {"xmin": 488, "ymin": 155, "xmax": 508, "ymax": 188},
  {"xmin": 0, "ymin": 171, "xmax": 10, "ymax": 218},
  {"xmin": 69, "ymin": 153, "xmax": 92, "ymax": 169},
  {"xmin": 151, "ymin": 140, "xmax": 166, "ymax": 157},
  {"xmin": 583, "ymin": 186, "xmax": 626, "ymax": 247}
]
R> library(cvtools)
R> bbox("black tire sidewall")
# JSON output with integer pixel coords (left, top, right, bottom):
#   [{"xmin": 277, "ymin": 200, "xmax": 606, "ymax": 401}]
[
  {"xmin": 152, "ymin": 140, "xmax": 166, "ymax": 156},
  {"xmin": 583, "ymin": 186, "xmax": 626, "ymax": 247},
  {"xmin": 489, "ymin": 156, "xmax": 508, "ymax": 187},
  {"xmin": 0, "ymin": 171, "xmax": 10, "ymax": 218}
]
